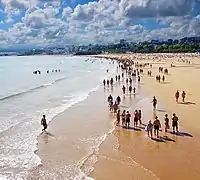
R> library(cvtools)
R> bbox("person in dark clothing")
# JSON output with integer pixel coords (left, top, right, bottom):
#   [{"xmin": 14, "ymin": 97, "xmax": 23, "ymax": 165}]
[
  {"xmin": 122, "ymin": 85, "xmax": 126, "ymax": 94},
  {"xmin": 103, "ymin": 79, "xmax": 106, "ymax": 86},
  {"xmin": 116, "ymin": 96, "xmax": 121, "ymax": 105},
  {"xmin": 41, "ymin": 115, "xmax": 47, "ymax": 132},
  {"xmin": 152, "ymin": 96, "xmax": 157, "ymax": 109}
]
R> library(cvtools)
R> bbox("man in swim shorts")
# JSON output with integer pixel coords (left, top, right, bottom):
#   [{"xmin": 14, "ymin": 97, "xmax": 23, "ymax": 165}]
[{"xmin": 41, "ymin": 115, "xmax": 47, "ymax": 132}]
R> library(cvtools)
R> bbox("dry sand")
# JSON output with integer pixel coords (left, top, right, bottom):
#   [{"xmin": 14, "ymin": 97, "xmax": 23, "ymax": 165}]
[{"xmin": 91, "ymin": 53, "xmax": 200, "ymax": 180}]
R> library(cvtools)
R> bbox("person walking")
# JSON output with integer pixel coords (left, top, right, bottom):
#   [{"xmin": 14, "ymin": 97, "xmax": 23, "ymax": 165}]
[
  {"xmin": 41, "ymin": 115, "xmax": 47, "ymax": 132},
  {"xmin": 182, "ymin": 91, "xmax": 186, "ymax": 102}
]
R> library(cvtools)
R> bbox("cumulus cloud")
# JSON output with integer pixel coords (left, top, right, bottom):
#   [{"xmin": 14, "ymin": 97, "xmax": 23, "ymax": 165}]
[{"xmin": 0, "ymin": 0, "xmax": 200, "ymax": 48}]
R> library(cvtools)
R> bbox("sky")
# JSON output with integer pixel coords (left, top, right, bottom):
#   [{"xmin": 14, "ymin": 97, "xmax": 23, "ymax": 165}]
[{"xmin": 0, "ymin": 0, "xmax": 199, "ymax": 49}]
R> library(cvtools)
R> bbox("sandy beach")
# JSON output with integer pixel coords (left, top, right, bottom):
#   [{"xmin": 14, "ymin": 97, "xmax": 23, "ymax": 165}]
[
  {"xmin": 29, "ymin": 53, "xmax": 200, "ymax": 180},
  {"xmin": 91, "ymin": 53, "xmax": 200, "ymax": 180}
]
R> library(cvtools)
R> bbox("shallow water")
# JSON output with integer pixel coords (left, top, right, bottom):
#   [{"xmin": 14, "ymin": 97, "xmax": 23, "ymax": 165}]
[{"xmin": 0, "ymin": 55, "xmax": 116, "ymax": 179}]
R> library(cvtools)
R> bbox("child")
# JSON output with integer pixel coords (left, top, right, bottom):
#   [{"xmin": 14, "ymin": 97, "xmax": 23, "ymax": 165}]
[{"xmin": 146, "ymin": 120, "xmax": 153, "ymax": 138}]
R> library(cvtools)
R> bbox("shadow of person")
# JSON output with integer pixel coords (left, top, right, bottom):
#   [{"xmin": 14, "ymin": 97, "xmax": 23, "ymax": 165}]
[
  {"xmin": 178, "ymin": 101, "xmax": 196, "ymax": 105},
  {"xmin": 161, "ymin": 136, "xmax": 175, "ymax": 142},
  {"xmin": 151, "ymin": 137, "xmax": 166, "ymax": 143},
  {"xmin": 168, "ymin": 131, "xmax": 193, "ymax": 137},
  {"xmin": 177, "ymin": 132, "xmax": 193, "ymax": 137},
  {"xmin": 43, "ymin": 133, "xmax": 49, "ymax": 144},
  {"xmin": 128, "ymin": 126, "xmax": 142, "ymax": 131},
  {"xmin": 45, "ymin": 131, "xmax": 55, "ymax": 137}
]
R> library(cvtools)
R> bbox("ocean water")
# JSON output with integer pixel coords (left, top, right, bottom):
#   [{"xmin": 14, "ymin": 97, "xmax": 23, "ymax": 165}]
[{"xmin": 0, "ymin": 55, "xmax": 116, "ymax": 179}]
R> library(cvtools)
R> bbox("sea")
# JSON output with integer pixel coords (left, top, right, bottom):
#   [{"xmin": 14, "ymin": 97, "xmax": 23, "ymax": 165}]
[{"xmin": 0, "ymin": 55, "xmax": 117, "ymax": 180}]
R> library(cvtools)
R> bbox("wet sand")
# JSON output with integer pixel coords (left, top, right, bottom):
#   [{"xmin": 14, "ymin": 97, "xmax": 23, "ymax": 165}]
[{"xmin": 91, "ymin": 53, "xmax": 200, "ymax": 180}]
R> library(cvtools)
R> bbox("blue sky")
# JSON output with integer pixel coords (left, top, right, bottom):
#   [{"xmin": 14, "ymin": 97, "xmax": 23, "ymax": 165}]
[{"xmin": 0, "ymin": 0, "xmax": 199, "ymax": 49}]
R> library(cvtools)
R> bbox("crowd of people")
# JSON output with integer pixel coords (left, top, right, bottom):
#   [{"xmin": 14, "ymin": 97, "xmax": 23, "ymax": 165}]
[{"xmin": 103, "ymin": 59, "xmax": 180, "ymax": 140}]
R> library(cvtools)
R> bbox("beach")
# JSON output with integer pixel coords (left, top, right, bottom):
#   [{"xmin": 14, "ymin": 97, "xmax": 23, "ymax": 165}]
[
  {"xmin": 91, "ymin": 53, "xmax": 200, "ymax": 180},
  {"xmin": 28, "ymin": 53, "xmax": 200, "ymax": 180},
  {"xmin": 1, "ymin": 54, "xmax": 200, "ymax": 179}
]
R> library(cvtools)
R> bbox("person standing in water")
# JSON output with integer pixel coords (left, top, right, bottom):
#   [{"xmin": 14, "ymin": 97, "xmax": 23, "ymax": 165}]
[
  {"xmin": 110, "ymin": 78, "xmax": 114, "ymax": 86},
  {"xmin": 182, "ymin": 91, "xmax": 186, "ymax": 102},
  {"xmin": 175, "ymin": 90, "xmax": 180, "ymax": 103},
  {"xmin": 107, "ymin": 80, "xmax": 110, "ymax": 86},
  {"xmin": 103, "ymin": 79, "xmax": 106, "ymax": 86},
  {"xmin": 122, "ymin": 85, "xmax": 126, "ymax": 94},
  {"xmin": 153, "ymin": 116, "xmax": 161, "ymax": 138},
  {"xmin": 129, "ymin": 86, "xmax": 132, "ymax": 94},
  {"xmin": 41, "ymin": 115, "xmax": 47, "ymax": 132},
  {"xmin": 172, "ymin": 113, "xmax": 179, "ymax": 133},
  {"xmin": 152, "ymin": 96, "xmax": 157, "ymax": 109},
  {"xmin": 115, "ymin": 75, "xmax": 118, "ymax": 82},
  {"xmin": 118, "ymin": 75, "xmax": 120, "ymax": 81},
  {"xmin": 133, "ymin": 87, "xmax": 136, "ymax": 94}
]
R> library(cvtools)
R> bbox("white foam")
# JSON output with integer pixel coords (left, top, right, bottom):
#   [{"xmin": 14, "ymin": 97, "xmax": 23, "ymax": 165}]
[{"xmin": 0, "ymin": 56, "xmax": 116, "ymax": 179}]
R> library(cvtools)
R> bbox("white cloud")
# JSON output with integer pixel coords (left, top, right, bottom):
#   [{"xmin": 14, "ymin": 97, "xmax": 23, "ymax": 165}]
[{"xmin": 0, "ymin": 0, "xmax": 200, "ymax": 48}]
